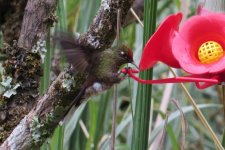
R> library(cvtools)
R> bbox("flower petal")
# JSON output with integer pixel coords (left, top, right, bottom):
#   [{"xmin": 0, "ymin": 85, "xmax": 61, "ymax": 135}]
[
  {"xmin": 139, "ymin": 13, "xmax": 182, "ymax": 71},
  {"xmin": 172, "ymin": 13, "xmax": 225, "ymax": 74}
]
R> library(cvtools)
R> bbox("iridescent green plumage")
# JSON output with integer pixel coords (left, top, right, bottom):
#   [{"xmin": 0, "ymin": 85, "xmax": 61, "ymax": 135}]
[
  {"xmin": 55, "ymin": 33, "xmax": 133, "ymax": 118},
  {"xmin": 55, "ymin": 33, "xmax": 133, "ymax": 88},
  {"xmin": 90, "ymin": 45, "xmax": 133, "ymax": 85}
]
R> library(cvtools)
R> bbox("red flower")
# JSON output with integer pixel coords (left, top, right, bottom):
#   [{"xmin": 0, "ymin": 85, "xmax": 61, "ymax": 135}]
[
  {"xmin": 138, "ymin": 10, "xmax": 225, "ymax": 88},
  {"xmin": 140, "ymin": 13, "xmax": 182, "ymax": 69}
]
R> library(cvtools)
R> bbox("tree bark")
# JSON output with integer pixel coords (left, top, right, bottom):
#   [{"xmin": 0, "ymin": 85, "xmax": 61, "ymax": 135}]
[
  {"xmin": 0, "ymin": 0, "xmax": 134, "ymax": 149},
  {"xmin": 0, "ymin": 0, "xmax": 56, "ymax": 144},
  {"xmin": 0, "ymin": 0, "xmax": 28, "ymax": 45}
]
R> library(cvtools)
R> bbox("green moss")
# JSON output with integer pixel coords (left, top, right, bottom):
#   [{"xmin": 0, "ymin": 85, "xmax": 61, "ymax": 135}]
[
  {"xmin": 30, "ymin": 106, "xmax": 66, "ymax": 147},
  {"xmin": 30, "ymin": 116, "xmax": 46, "ymax": 144},
  {"xmin": 0, "ymin": 41, "xmax": 42, "ymax": 106},
  {"xmin": 0, "ymin": 97, "xmax": 6, "ymax": 107},
  {"xmin": 45, "ymin": 106, "xmax": 66, "ymax": 124},
  {"xmin": 61, "ymin": 70, "xmax": 86, "ymax": 93},
  {"xmin": 29, "ymin": 69, "xmax": 88, "ymax": 147},
  {"xmin": 0, "ymin": 132, "xmax": 4, "ymax": 142}
]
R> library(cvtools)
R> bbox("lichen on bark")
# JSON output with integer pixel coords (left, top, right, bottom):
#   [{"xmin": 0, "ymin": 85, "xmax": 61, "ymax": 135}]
[
  {"xmin": 0, "ymin": 0, "xmax": 135, "ymax": 149},
  {"xmin": 0, "ymin": 41, "xmax": 42, "ymax": 143}
]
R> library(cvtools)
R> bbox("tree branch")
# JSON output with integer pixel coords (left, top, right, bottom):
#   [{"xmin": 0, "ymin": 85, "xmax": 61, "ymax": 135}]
[
  {"xmin": 0, "ymin": 0, "xmax": 134, "ymax": 149},
  {"xmin": 18, "ymin": 0, "xmax": 57, "ymax": 49},
  {"xmin": 0, "ymin": 0, "xmax": 57, "ymax": 144}
]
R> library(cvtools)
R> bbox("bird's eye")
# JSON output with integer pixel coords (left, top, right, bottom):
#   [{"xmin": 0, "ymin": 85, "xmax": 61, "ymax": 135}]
[{"xmin": 120, "ymin": 51, "xmax": 125, "ymax": 55}]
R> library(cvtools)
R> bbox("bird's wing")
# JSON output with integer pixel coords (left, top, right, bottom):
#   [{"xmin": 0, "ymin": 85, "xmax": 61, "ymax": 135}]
[{"xmin": 54, "ymin": 32, "xmax": 89, "ymax": 73}]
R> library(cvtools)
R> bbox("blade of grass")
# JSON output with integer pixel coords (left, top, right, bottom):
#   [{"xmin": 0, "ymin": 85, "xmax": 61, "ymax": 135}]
[
  {"xmin": 166, "ymin": 123, "xmax": 179, "ymax": 150},
  {"xmin": 42, "ymin": 44, "xmax": 51, "ymax": 93},
  {"xmin": 66, "ymin": 0, "xmax": 80, "ymax": 31},
  {"xmin": 56, "ymin": 0, "xmax": 67, "ymax": 70},
  {"xmin": 222, "ymin": 129, "xmax": 225, "ymax": 148},
  {"xmin": 93, "ymin": 92, "xmax": 111, "ymax": 150},
  {"xmin": 50, "ymin": 125, "xmax": 65, "ymax": 150},
  {"xmin": 77, "ymin": 0, "xmax": 101, "ymax": 32},
  {"xmin": 110, "ymin": 8, "xmax": 122, "ymax": 150},
  {"xmin": 63, "ymin": 103, "xmax": 86, "ymax": 150},
  {"xmin": 0, "ymin": 31, "xmax": 2, "ymax": 48},
  {"xmin": 40, "ymin": 141, "xmax": 51, "ymax": 150},
  {"xmin": 85, "ymin": 100, "xmax": 98, "ymax": 150},
  {"xmin": 69, "ymin": 120, "xmax": 87, "ymax": 150},
  {"xmin": 57, "ymin": 0, "xmax": 67, "ymax": 31},
  {"xmin": 171, "ymin": 99, "xmax": 188, "ymax": 150},
  {"xmin": 111, "ymin": 84, "xmax": 118, "ymax": 150},
  {"xmin": 0, "ymin": 31, "xmax": 5, "ymax": 62},
  {"xmin": 131, "ymin": 0, "xmax": 157, "ymax": 150},
  {"xmin": 40, "ymin": 28, "xmax": 52, "ymax": 95}
]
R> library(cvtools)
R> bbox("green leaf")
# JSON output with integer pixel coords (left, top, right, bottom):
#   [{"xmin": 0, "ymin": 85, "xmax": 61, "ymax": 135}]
[
  {"xmin": 131, "ymin": 0, "xmax": 158, "ymax": 150},
  {"xmin": 222, "ymin": 128, "xmax": 225, "ymax": 148},
  {"xmin": 166, "ymin": 123, "xmax": 179, "ymax": 150},
  {"xmin": 93, "ymin": 92, "xmax": 111, "ymax": 150},
  {"xmin": 57, "ymin": 0, "xmax": 67, "ymax": 31},
  {"xmin": 50, "ymin": 125, "xmax": 65, "ymax": 150},
  {"xmin": 63, "ymin": 103, "xmax": 86, "ymax": 150}
]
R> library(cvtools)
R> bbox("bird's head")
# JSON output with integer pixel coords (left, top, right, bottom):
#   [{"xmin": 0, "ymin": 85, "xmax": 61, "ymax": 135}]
[{"xmin": 116, "ymin": 45, "xmax": 134, "ymax": 64}]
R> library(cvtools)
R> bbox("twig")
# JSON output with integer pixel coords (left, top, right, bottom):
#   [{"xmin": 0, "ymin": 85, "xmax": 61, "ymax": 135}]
[
  {"xmin": 79, "ymin": 120, "xmax": 90, "ymax": 139},
  {"xmin": 110, "ymin": 8, "xmax": 121, "ymax": 150},
  {"xmin": 171, "ymin": 99, "xmax": 188, "ymax": 150},
  {"xmin": 159, "ymin": 115, "xmax": 168, "ymax": 150},
  {"xmin": 111, "ymin": 85, "xmax": 118, "ymax": 150},
  {"xmin": 130, "ymin": 8, "xmax": 144, "ymax": 27},
  {"xmin": 222, "ymin": 85, "xmax": 225, "ymax": 121},
  {"xmin": 116, "ymin": 9, "xmax": 122, "ymax": 44}
]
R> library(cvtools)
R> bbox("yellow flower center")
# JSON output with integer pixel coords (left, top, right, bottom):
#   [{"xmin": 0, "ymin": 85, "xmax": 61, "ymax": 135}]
[{"xmin": 198, "ymin": 41, "xmax": 224, "ymax": 64}]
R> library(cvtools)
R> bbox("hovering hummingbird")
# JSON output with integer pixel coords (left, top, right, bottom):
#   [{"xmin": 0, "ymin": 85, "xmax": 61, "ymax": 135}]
[{"xmin": 54, "ymin": 33, "xmax": 134, "ymax": 116}]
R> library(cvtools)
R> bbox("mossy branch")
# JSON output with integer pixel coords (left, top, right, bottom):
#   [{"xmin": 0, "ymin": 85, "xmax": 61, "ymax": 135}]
[{"xmin": 0, "ymin": 0, "xmax": 134, "ymax": 149}]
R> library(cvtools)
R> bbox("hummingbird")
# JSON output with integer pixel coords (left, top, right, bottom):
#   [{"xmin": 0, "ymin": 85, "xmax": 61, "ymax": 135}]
[{"xmin": 54, "ymin": 33, "xmax": 134, "ymax": 119}]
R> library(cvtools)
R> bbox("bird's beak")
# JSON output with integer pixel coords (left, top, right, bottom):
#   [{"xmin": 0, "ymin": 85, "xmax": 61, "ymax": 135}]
[{"xmin": 131, "ymin": 62, "xmax": 139, "ymax": 70}]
